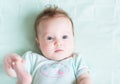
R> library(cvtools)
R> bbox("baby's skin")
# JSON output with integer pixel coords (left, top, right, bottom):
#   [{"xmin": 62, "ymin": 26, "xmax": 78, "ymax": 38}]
[
  {"xmin": 13, "ymin": 59, "xmax": 32, "ymax": 84},
  {"xmin": 4, "ymin": 54, "xmax": 32, "ymax": 84}
]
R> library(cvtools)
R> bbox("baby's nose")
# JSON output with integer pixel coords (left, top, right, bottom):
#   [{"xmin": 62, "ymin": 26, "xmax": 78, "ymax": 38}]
[{"xmin": 55, "ymin": 39, "xmax": 63, "ymax": 46}]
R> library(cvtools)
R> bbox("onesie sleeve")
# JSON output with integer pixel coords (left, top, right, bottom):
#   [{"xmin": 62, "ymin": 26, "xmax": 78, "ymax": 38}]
[
  {"xmin": 22, "ymin": 51, "xmax": 37, "ymax": 75},
  {"xmin": 73, "ymin": 53, "xmax": 90, "ymax": 78}
]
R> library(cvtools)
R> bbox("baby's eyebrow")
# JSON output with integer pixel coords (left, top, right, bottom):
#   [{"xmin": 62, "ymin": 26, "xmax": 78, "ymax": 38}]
[{"xmin": 41, "ymin": 33, "xmax": 53, "ymax": 37}]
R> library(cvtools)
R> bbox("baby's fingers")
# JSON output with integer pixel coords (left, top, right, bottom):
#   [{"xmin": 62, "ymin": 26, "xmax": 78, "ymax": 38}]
[
  {"xmin": 4, "ymin": 56, "xmax": 12, "ymax": 69},
  {"xmin": 4, "ymin": 53, "xmax": 22, "ymax": 69}
]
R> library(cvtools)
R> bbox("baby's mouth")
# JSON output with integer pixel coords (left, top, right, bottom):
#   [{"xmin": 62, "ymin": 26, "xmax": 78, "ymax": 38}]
[{"xmin": 55, "ymin": 49, "xmax": 64, "ymax": 53}]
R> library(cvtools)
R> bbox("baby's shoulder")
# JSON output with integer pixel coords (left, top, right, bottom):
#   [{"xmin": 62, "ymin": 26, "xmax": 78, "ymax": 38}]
[{"xmin": 23, "ymin": 51, "xmax": 45, "ymax": 60}]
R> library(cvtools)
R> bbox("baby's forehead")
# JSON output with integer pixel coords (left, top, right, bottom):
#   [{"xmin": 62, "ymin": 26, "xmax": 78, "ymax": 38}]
[
  {"xmin": 40, "ymin": 16, "xmax": 72, "ymax": 26},
  {"xmin": 37, "ymin": 18, "xmax": 73, "ymax": 34},
  {"xmin": 36, "ymin": 15, "xmax": 74, "ymax": 35},
  {"xmin": 39, "ymin": 17, "xmax": 72, "ymax": 29},
  {"xmin": 40, "ymin": 14, "xmax": 70, "ymax": 22}
]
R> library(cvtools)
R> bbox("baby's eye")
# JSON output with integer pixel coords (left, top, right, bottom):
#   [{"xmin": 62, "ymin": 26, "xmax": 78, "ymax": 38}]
[
  {"xmin": 47, "ymin": 36, "xmax": 54, "ymax": 40},
  {"xmin": 62, "ymin": 35, "xmax": 68, "ymax": 39}
]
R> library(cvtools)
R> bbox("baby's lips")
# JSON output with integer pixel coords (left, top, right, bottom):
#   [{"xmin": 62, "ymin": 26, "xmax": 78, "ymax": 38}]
[{"xmin": 55, "ymin": 49, "xmax": 64, "ymax": 52}]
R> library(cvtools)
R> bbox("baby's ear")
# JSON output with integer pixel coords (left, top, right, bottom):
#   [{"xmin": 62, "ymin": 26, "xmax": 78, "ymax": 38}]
[{"xmin": 35, "ymin": 38, "xmax": 40, "ymax": 46}]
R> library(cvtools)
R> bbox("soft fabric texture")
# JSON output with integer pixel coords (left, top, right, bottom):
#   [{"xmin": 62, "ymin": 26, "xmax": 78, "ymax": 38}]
[{"xmin": 23, "ymin": 51, "xmax": 89, "ymax": 84}]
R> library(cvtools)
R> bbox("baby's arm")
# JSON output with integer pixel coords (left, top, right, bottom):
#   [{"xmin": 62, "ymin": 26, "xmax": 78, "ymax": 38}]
[
  {"xmin": 4, "ymin": 53, "xmax": 32, "ymax": 84},
  {"xmin": 13, "ymin": 58, "xmax": 32, "ymax": 84},
  {"xmin": 77, "ymin": 73, "xmax": 93, "ymax": 84}
]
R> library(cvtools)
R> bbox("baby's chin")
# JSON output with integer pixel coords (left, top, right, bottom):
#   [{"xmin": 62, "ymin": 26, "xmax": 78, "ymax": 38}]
[{"xmin": 46, "ymin": 54, "xmax": 73, "ymax": 61}]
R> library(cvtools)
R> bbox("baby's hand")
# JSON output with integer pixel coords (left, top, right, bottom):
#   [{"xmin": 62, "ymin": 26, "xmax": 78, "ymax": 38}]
[
  {"xmin": 4, "ymin": 53, "xmax": 32, "ymax": 84},
  {"xmin": 13, "ymin": 59, "xmax": 32, "ymax": 84},
  {"xmin": 4, "ymin": 53, "xmax": 24, "ymax": 77}
]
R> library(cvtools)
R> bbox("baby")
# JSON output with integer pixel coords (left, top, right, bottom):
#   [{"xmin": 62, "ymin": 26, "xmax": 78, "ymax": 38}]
[{"xmin": 4, "ymin": 6, "xmax": 93, "ymax": 84}]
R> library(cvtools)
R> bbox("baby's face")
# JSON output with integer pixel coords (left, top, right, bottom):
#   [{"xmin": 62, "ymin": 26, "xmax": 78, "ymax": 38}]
[{"xmin": 36, "ymin": 16, "xmax": 74, "ymax": 60}]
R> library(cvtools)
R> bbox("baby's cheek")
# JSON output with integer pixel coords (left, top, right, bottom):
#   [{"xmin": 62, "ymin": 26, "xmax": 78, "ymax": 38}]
[{"xmin": 46, "ymin": 43, "xmax": 54, "ymax": 50}]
